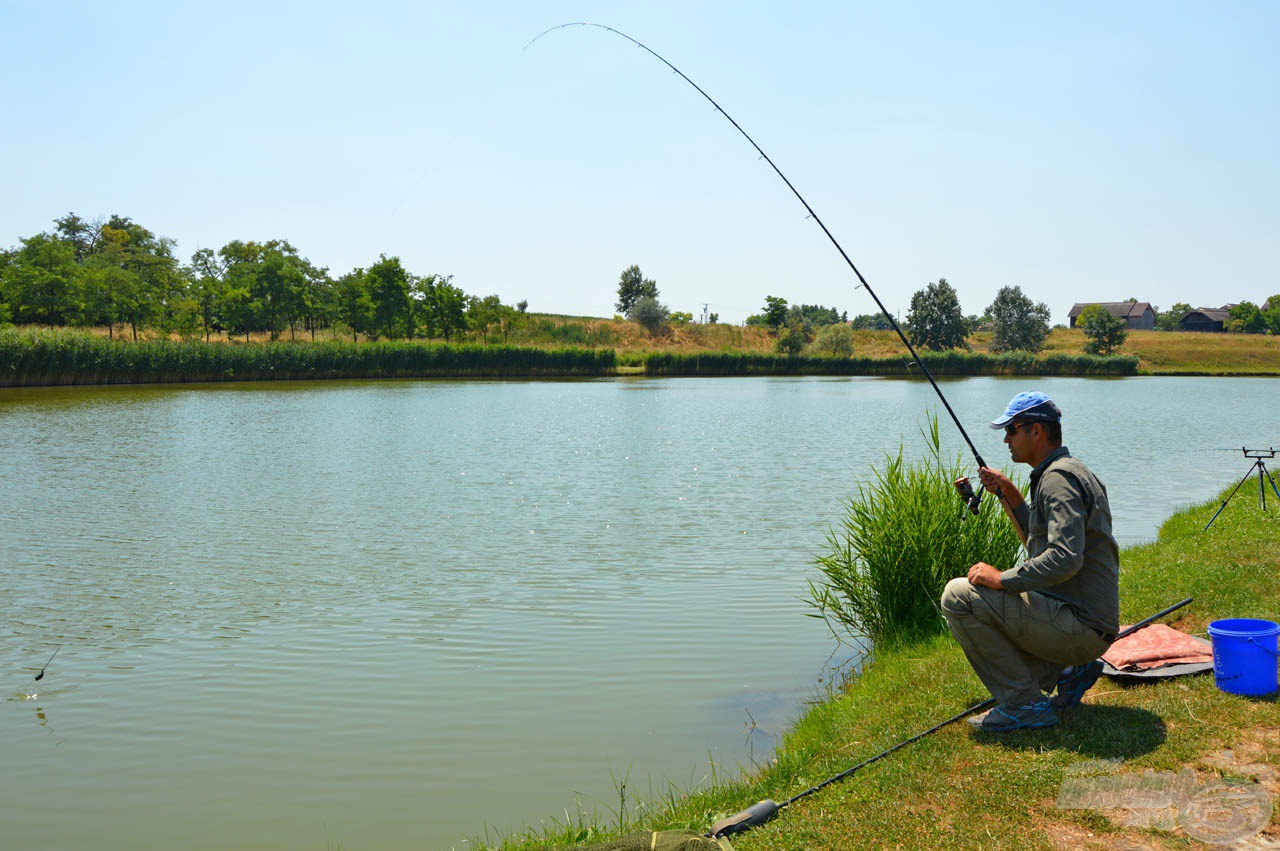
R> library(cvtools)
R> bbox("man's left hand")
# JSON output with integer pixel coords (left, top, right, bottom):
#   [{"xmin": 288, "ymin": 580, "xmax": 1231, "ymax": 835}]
[{"xmin": 967, "ymin": 562, "xmax": 1004, "ymax": 589}]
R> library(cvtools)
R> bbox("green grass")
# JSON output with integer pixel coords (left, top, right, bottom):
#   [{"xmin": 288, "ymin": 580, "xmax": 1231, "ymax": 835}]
[{"xmin": 478, "ymin": 478, "xmax": 1280, "ymax": 850}]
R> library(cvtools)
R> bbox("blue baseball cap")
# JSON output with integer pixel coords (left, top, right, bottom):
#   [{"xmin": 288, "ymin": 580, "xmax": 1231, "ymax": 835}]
[{"xmin": 990, "ymin": 391, "xmax": 1062, "ymax": 429}]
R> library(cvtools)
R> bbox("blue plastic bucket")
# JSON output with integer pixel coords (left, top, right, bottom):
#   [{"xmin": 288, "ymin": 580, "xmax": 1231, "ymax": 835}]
[{"xmin": 1207, "ymin": 618, "xmax": 1280, "ymax": 697}]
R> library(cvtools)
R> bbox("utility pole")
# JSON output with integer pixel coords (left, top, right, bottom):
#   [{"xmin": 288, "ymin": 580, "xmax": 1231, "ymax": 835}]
[{"xmin": 701, "ymin": 303, "xmax": 711, "ymax": 324}]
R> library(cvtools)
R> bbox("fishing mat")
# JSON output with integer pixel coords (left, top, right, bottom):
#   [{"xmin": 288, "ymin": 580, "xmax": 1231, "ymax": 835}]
[
  {"xmin": 1102, "ymin": 623, "xmax": 1213, "ymax": 681},
  {"xmin": 565, "ymin": 831, "xmax": 733, "ymax": 850}
]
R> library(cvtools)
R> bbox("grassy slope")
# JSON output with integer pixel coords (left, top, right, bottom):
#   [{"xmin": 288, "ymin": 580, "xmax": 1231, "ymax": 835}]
[
  {"xmin": 490, "ymin": 479, "xmax": 1280, "ymax": 850},
  {"xmin": 21, "ymin": 321, "xmax": 1280, "ymax": 374}
]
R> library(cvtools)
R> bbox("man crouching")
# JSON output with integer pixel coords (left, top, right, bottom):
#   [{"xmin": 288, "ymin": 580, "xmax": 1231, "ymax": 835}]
[{"xmin": 942, "ymin": 391, "xmax": 1119, "ymax": 732}]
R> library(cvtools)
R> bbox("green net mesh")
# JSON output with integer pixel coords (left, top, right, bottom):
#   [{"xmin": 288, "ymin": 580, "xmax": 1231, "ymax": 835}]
[{"xmin": 565, "ymin": 831, "xmax": 732, "ymax": 851}]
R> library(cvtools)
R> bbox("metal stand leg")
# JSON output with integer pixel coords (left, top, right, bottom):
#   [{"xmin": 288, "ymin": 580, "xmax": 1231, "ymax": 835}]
[{"xmin": 1205, "ymin": 461, "xmax": 1263, "ymax": 531}]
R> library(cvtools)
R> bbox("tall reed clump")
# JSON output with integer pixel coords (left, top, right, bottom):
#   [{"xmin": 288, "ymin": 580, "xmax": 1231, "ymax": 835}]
[
  {"xmin": 809, "ymin": 416, "xmax": 1023, "ymax": 649},
  {"xmin": 0, "ymin": 327, "xmax": 617, "ymax": 386}
]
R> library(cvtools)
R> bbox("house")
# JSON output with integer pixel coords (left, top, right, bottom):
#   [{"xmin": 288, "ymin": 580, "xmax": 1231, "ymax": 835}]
[
  {"xmin": 1180, "ymin": 305, "xmax": 1235, "ymax": 333},
  {"xmin": 1068, "ymin": 302, "xmax": 1156, "ymax": 330}
]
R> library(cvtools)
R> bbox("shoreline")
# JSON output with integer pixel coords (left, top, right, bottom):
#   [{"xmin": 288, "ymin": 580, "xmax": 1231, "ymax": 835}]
[{"xmin": 478, "ymin": 483, "xmax": 1280, "ymax": 849}]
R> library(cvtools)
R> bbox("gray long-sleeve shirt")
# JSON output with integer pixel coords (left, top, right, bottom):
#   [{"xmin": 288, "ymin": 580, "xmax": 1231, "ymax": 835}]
[{"xmin": 997, "ymin": 447, "xmax": 1120, "ymax": 637}]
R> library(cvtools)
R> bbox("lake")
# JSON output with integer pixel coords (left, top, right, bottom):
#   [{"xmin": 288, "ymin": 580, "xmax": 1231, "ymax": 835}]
[{"xmin": 1, "ymin": 375, "xmax": 1275, "ymax": 849}]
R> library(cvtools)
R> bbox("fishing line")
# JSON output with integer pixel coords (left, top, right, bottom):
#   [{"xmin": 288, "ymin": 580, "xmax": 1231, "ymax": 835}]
[{"xmin": 528, "ymin": 22, "xmax": 992, "ymax": 474}]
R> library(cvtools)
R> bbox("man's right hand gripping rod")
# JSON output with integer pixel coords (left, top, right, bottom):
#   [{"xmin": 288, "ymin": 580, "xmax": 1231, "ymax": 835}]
[{"xmin": 955, "ymin": 469, "xmax": 1028, "ymax": 548}]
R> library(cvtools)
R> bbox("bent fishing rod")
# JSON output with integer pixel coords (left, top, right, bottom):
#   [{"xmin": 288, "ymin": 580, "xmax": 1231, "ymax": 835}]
[{"xmin": 530, "ymin": 23, "xmax": 996, "ymax": 490}]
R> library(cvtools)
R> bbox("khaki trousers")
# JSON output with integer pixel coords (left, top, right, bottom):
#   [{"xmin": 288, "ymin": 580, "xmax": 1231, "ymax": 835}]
[{"xmin": 940, "ymin": 577, "xmax": 1110, "ymax": 708}]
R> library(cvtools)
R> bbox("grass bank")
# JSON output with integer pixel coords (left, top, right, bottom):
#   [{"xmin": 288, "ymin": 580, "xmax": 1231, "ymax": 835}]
[
  {"xmin": 484, "ymin": 480, "xmax": 1280, "ymax": 849},
  {"xmin": 643, "ymin": 351, "xmax": 1137, "ymax": 377},
  {"xmin": 0, "ymin": 327, "xmax": 615, "ymax": 386}
]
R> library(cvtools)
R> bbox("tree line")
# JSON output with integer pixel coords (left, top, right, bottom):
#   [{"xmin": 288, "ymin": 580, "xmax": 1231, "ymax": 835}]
[{"xmin": 0, "ymin": 213, "xmax": 528, "ymax": 343}]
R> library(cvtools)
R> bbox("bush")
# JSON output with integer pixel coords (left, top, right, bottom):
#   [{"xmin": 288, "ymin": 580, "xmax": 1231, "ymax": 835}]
[
  {"xmin": 626, "ymin": 296, "xmax": 669, "ymax": 333},
  {"xmin": 775, "ymin": 323, "xmax": 807, "ymax": 356},
  {"xmin": 808, "ymin": 416, "xmax": 1023, "ymax": 648},
  {"xmin": 805, "ymin": 323, "xmax": 856, "ymax": 357}
]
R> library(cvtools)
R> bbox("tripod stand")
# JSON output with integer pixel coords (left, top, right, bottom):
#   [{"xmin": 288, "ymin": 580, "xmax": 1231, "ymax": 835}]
[{"xmin": 1204, "ymin": 447, "xmax": 1280, "ymax": 531}]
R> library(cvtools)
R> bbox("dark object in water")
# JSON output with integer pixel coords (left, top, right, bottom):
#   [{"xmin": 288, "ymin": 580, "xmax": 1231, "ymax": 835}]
[{"xmin": 35, "ymin": 647, "xmax": 59, "ymax": 681}]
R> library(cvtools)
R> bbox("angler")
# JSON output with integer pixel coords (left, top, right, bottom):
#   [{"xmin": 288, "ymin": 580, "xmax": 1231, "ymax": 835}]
[{"xmin": 943, "ymin": 392, "xmax": 1120, "ymax": 732}]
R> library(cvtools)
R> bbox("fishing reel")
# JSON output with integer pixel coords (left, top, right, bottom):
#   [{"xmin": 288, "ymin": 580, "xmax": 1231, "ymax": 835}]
[{"xmin": 954, "ymin": 477, "xmax": 982, "ymax": 517}]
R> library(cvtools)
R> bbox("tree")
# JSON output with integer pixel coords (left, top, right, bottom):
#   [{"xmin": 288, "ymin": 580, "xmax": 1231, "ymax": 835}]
[
  {"xmin": 849, "ymin": 312, "xmax": 891, "ymax": 330},
  {"xmin": 906, "ymin": 277, "xmax": 968, "ymax": 351},
  {"xmin": 987, "ymin": 286, "xmax": 1051, "ymax": 353},
  {"xmin": 615, "ymin": 265, "xmax": 658, "ymax": 315},
  {"xmin": 796, "ymin": 304, "xmax": 841, "ymax": 327},
  {"xmin": 805, "ymin": 322, "xmax": 856, "ymax": 357},
  {"xmin": 433, "ymin": 278, "xmax": 469, "ymax": 341},
  {"xmin": 760, "ymin": 295, "xmax": 789, "ymax": 329},
  {"xmin": 627, "ymin": 295, "xmax": 669, "ymax": 333},
  {"xmin": 3, "ymin": 232, "xmax": 81, "ymax": 326},
  {"xmin": 1263, "ymin": 295, "xmax": 1280, "ymax": 335},
  {"xmin": 334, "ymin": 270, "xmax": 374, "ymax": 341},
  {"xmin": 1078, "ymin": 304, "xmax": 1128, "ymax": 355},
  {"xmin": 468, "ymin": 294, "xmax": 506, "ymax": 343},
  {"xmin": 1226, "ymin": 301, "xmax": 1267, "ymax": 334},
  {"xmin": 776, "ymin": 322, "xmax": 807, "ymax": 356},
  {"xmin": 366, "ymin": 254, "xmax": 412, "ymax": 339},
  {"xmin": 1155, "ymin": 302, "xmax": 1192, "ymax": 331}
]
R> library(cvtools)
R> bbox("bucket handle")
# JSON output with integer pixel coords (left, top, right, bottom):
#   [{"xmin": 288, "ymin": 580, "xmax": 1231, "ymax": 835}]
[{"xmin": 1248, "ymin": 637, "xmax": 1280, "ymax": 658}]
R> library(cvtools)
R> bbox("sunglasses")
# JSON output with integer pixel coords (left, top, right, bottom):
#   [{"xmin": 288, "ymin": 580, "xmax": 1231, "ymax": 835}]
[{"xmin": 1004, "ymin": 421, "xmax": 1036, "ymax": 436}]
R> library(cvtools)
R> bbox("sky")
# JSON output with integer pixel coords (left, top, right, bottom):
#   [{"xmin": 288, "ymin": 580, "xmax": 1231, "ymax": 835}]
[{"xmin": 2, "ymin": 1, "xmax": 1277, "ymax": 324}]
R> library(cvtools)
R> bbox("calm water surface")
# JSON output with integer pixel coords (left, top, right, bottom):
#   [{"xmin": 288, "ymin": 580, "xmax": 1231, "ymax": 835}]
[{"xmin": 1, "ymin": 375, "xmax": 1275, "ymax": 849}]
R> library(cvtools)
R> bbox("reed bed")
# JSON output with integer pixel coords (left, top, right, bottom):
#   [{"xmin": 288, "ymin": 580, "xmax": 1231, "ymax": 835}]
[
  {"xmin": 808, "ymin": 417, "xmax": 1024, "ymax": 648},
  {"xmin": 0, "ymin": 327, "xmax": 615, "ymax": 386},
  {"xmin": 643, "ymin": 350, "xmax": 1138, "ymax": 377}
]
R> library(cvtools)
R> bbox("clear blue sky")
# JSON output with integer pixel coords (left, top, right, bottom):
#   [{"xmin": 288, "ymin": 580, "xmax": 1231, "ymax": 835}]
[{"xmin": 3, "ymin": 1, "xmax": 1276, "ymax": 324}]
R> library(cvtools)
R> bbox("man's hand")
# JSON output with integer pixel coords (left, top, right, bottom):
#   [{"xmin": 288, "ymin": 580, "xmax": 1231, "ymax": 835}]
[
  {"xmin": 977, "ymin": 466, "xmax": 1014, "ymax": 498},
  {"xmin": 967, "ymin": 561, "xmax": 1004, "ymax": 589}
]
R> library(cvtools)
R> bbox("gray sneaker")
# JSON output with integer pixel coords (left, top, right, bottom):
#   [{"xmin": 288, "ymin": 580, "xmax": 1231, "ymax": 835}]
[{"xmin": 967, "ymin": 700, "xmax": 1059, "ymax": 732}]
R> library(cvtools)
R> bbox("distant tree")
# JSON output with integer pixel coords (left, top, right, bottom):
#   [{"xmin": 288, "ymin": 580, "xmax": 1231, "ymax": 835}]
[
  {"xmin": 987, "ymin": 286, "xmax": 1051, "ymax": 353},
  {"xmin": 628, "ymin": 295, "xmax": 670, "ymax": 333},
  {"xmin": 707, "ymin": 312, "xmax": 719, "ymax": 324},
  {"xmin": 906, "ymin": 278, "xmax": 968, "ymax": 351},
  {"xmin": 366, "ymin": 254, "xmax": 412, "ymax": 339},
  {"xmin": 615, "ymin": 265, "xmax": 658, "ymax": 315},
  {"xmin": 1078, "ymin": 304, "xmax": 1128, "ymax": 355},
  {"xmin": 334, "ymin": 269, "xmax": 374, "ymax": 342},
  {"xmin": 797, "ymin": 304, "xmax": 841, "ymax": 327},
  {"xmin": 776, "ymin": 322, "xmax": 808, "ymax": 356},
  {"xmin": 1226, "ymin": 301, "xmax": 1267, "ymax": 334},
  {"xmin": 805, "ymin": 322, "xmax": 856, "ymax": 357},
  {"xmin": 516, "ymin": 299, "xmax": 528, "ymax": 314},
  {"xmin": 433, "ymin": 278, "xmax": 469, "ymax": 341},
  {"xmin": 468, "ymin": 294, "xmax": 507, "ymax": 343},
  {"xmin": 849, "ymin": 312, "xmax": 891, "ymax": 330},
  {"xmin": 669, "ymin": 310, "xmax": 692, "ymax": 325},
  {"xmin": 784, "ymin": 304, "xmax": 808, "ymax": 332},
  {"xmin": 761, "ymin": 295, "xmax": 789, "ymax": 329},
  {"xmin": 3, "ymin": 232, "xmax": 82, "ymax": 326},
  {"xmin": 1155, "ymin": 302, "xmax": 1192, "ymax": 331},
  {"xmin": 1263, "ymin": 295, "xmax": 1280, "ymax": 335}
]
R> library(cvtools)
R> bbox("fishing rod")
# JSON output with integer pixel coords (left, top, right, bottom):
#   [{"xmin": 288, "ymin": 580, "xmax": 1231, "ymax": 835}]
[
  {"xmin": 708, "ymin": 596, "xmax": 1194, "ymax": 838},
  {"xmin": 529, "ymin": 23, "xmax": 995, "ymax": 490}
]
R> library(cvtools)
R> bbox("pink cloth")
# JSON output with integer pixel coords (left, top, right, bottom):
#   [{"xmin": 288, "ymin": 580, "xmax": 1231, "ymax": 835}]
[{"xmin": 1102, "ymin": 623, "xmax": 1213, "ymax": 671}]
